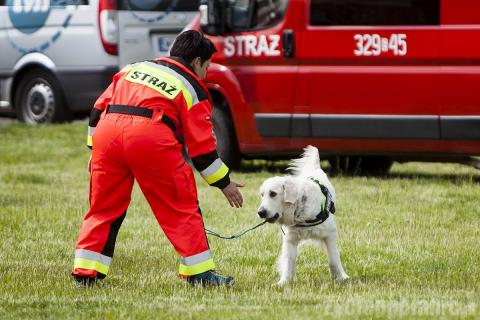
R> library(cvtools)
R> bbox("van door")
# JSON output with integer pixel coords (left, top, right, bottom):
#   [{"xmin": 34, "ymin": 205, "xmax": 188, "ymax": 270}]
[
  {"xmin": 438, "ymin": 0, "xmax": 480, "ymax": 141},
  {"xmin": 299, "ymin": 0, "xmax": 441, "ymax": 151},
  {"xmin": 117, "ymin": 0, "xmax": 199, "ymax": 67},
  {"xmin": 220, "ymin": 0, "xmax": 297, "ymax": 140}
]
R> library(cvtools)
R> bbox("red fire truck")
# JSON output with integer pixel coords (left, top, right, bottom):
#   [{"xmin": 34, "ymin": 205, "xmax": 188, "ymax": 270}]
[{"xmin": 194, "ymin": 0, "xmax": 480, "ymax": 173}]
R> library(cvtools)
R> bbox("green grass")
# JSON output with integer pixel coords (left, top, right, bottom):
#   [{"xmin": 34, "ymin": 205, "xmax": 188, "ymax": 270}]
[{"xmin": 0, "ymin": 122, "xmax": 479, "ymax": 319}]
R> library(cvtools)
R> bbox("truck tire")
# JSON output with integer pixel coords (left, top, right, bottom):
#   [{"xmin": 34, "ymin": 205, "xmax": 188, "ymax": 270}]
[
  {"xmin": 14, "ymin": 69, "xmax": 71, "ymax": 124},
  {"xmin": 358, "ymin": 156, "xmax": 393, "ymax": 176},
  {"xmin": 329, "ymin": 156, "xmax": 392, "ymax": 176},
  {"xmin": 212, "ymin": 104, "xmax": 241, "ymax": 169},
  {"xmin": 328, "ymin": 156, "xmax": 361, "ymax": 176}
]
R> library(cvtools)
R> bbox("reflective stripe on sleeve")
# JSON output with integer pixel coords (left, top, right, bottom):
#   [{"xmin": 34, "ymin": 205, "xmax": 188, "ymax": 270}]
[
  {"xmin": 87, "ymin": 126, "xmax": 95, "ymax": 147},
  {"xmin": 74, "ymin": 249, "xmax": 112, "ymax": 275},
  {"xmin": 87, "ymin": 135, "xmax": 93, "ymax": 147},
  {"xmin": 88, "ymin": 126, "xmax": 95, "ymax": 136},
  {"xmin": 178, "ymin": 249, "xmax": 215, "ymax": 276},
  {"xmin": 200, "ymin": 160, "xmax": 229, "ymax": 185}
]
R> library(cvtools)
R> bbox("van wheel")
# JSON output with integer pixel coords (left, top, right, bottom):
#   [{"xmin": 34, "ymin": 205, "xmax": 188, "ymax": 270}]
[
  {"xmin": 329, "ymin": 156, "xmax": 392, "ymax": 176},
  {"xmin": 15, "ymin": 69, "xmax": 71, "ymax": 124},
  {"xmin": 212, "ymin": 103, "xmax": 241, "ymax": 169}
]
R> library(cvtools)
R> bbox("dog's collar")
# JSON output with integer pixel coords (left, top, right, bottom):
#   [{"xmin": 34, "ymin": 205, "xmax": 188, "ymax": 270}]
[{"xmin": 293, "ymin": 178, "xmax": 335, "ymax": 228}]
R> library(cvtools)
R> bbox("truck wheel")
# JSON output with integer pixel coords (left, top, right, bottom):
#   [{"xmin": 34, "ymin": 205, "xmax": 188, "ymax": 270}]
[
  {"xmin": 212, "ymin": 104, "xmax": 241, "ymax": 169},
  {"xmin": 358, "ymin": 156, "xmax": 393, "ymax": 176},
  {"xmin": 329, "ymin": 156, "xmax": 392, "ymax": 176},
  {"xmin": 328, "ymin": 156, "xmax": 361, "ymax": 176},
  {"xmin": 15, "ymin": 69, "xmax": 71, "ymax": 124}
]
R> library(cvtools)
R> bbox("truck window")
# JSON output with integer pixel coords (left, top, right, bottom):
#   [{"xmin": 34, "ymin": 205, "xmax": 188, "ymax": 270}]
[
  {"xmin": 117, "ymin": 0, "xmax": 198, "ymax": 11},
  {"xmin": 252, "ymin": 0, "xmax": 288, "ymax": 29},
  {"xmin": 310, "ymin": 0, "xmax": 440, "ymax": 26},
  {"xmin": 231, "ymin": 0, "xmax": 288, "ymax": 31},
  {"xmin": 231, "ymin": 0, "xmax": 251, "ymax": 29}
]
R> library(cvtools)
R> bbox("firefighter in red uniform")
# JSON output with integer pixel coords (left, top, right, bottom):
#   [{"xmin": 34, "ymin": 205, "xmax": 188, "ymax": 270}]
[{"xmin": 72, "ymin": 30, "xmax": 243, "ymax": 287}]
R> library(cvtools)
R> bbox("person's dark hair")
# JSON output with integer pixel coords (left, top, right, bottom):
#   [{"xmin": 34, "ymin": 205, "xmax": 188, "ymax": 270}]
[{"xmin": 170, "ymin": 30, "xmax": 217, "ymax": 65}]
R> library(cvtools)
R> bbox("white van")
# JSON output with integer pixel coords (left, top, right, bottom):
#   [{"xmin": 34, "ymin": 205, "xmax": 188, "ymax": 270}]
[{"xmin": 0, "ymin": 0, "xmax": 198, "ymax": 124}]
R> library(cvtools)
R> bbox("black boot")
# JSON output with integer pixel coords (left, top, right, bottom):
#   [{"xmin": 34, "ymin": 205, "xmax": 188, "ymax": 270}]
[
  {"xmin": 74, "ymin": 275, "xmax": 96, "ymax": 287},
  {"xmin": 186, "ymin": 270, "xmax": 234, "ymax": 287}
]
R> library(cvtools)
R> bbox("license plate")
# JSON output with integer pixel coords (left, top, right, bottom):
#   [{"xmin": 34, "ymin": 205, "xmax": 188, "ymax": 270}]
[{"xmin": 153, "ymin": 35, "xmax": 176, "ymax": 56}]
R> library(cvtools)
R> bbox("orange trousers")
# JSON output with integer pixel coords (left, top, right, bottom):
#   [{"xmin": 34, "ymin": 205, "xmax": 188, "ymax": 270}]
[{"xmin": 73, "ymin": 112, "xmax": 214, "ymax": 279}]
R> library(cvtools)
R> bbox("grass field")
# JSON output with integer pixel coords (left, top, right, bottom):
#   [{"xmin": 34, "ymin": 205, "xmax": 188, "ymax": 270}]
[{"xmin": 0, "ymin": 122, "xmax": 479, "ymax": 319}]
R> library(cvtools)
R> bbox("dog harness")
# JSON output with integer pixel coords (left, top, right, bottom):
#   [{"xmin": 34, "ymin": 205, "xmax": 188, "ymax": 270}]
[{"xmin": 294, "ymin": 178, "xmax": 336, "ymax": 228}]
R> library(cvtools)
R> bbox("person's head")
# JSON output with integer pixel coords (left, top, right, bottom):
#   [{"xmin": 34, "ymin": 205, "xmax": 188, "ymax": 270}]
[{"xmin": 170, "ymin": 30, "xmax": 217, "ymax": 80}]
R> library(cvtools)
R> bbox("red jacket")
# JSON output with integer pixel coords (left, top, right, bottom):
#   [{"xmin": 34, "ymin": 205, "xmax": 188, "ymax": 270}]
[{"xmin": 87, "ymin": 57, "xmax": 230, "ymax": 188}]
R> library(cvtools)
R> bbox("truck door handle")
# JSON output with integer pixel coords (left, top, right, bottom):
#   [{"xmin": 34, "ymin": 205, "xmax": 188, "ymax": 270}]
[{"xmin": 282, "ymin": 29, "xmax": 295, "ymax": 58}]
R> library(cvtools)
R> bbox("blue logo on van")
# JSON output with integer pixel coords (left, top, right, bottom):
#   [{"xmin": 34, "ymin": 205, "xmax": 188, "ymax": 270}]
[
  {"xmin": 6, "ymin": 0, "xmax": 78, "ymax": 53},
  {"xmin": 127, "ymin": 0, "xmax": 179, "ymax": 24},
  {"xmin": 7, "ymin": 0, "xmax": 51, "ymax": 34}
]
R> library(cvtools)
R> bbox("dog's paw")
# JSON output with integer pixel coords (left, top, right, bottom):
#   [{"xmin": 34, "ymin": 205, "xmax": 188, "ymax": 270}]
[
  {"xmin": 276, "ymin": 279, "xmax": 289, "ymax": 286},
  {"xmin": 335, "ymin": 274, "xmax": 350, "ymax": 282}
]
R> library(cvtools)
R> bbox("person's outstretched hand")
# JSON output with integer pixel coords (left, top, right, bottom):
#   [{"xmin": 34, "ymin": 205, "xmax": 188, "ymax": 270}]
[{"xmin": 221, "ymin": 181, "xmax": 244, "ymax": 208}]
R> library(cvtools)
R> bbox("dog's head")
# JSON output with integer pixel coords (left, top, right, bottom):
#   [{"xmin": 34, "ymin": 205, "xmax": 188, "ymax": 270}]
[{"xmin": 257, "ymin": 176, "xmax": 298, "ymax": 226}]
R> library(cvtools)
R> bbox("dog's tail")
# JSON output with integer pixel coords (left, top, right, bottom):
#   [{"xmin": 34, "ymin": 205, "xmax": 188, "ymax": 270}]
[{"xmin": 288, "ymin": 145, "xmax": 320, "ymax": 175}]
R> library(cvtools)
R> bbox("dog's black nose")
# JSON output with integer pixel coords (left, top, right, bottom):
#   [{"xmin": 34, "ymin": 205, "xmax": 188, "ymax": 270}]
[{"xmin": 257, "ymin": 208, "xmax": 267, "ymax": 218}]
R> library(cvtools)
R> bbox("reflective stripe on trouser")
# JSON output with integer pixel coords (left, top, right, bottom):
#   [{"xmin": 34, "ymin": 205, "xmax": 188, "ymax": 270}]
[
  {"xmin": 73, "ymin": 114, "xmax": 213, "ymax": 278},
  {"xmin": 178, "ymin": 249, "xmax": 215, "ymax": 277},
  {"xmin": 74, "ymin": 249, "xmax": 112, "ymax": 275}
]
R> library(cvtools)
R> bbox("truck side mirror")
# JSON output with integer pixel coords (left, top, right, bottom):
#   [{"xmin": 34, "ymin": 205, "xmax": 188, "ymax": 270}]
[
  {"xmin": 282, "ymin": 29, "xmax": 295, "ymax": 58},
  {"xmin": 200, "ymin": 0, "xmax": 227, "ymax": 35}
]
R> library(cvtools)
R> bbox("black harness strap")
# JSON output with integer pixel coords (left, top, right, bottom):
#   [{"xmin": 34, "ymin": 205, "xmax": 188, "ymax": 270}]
[
  {"xmin": 107, "ymin": 104, "xmax": 176, "ymax": 132},
  {"xmin": 294, "ymin": 178, "xmax": 336, "ymax": 228},
  {"xmin": 294, "ymin": 212, "xmax": 330, "ymax": 228}
]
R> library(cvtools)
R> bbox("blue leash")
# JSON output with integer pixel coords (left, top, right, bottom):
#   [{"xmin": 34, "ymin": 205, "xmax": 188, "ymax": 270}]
[{"xmin": 205, "ymin": 220, "xmax": 268, "ymax": 239}]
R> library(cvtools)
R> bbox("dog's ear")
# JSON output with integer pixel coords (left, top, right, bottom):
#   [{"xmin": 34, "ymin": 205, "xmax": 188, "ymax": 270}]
[{"xmin": 283, "ymin": 178, "xmax": 298, "ymax": 204}]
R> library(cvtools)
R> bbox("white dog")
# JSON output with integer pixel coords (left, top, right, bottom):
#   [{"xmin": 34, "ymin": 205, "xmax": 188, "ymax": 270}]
[{"xmin": 257, "ymin": 146, "xmax": 349, "ymax": 286}]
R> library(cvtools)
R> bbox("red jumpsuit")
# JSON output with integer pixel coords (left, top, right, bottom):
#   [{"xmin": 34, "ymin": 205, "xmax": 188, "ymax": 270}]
[{"xmin": 73, "ymin": 57, "xmax": 230, "ymax": 279}]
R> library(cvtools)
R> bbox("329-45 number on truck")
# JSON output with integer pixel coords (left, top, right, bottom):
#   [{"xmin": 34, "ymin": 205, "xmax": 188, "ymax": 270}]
[{"xmin": 354, "ymin": 34, "xmax": 407, "ymax": 57}]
